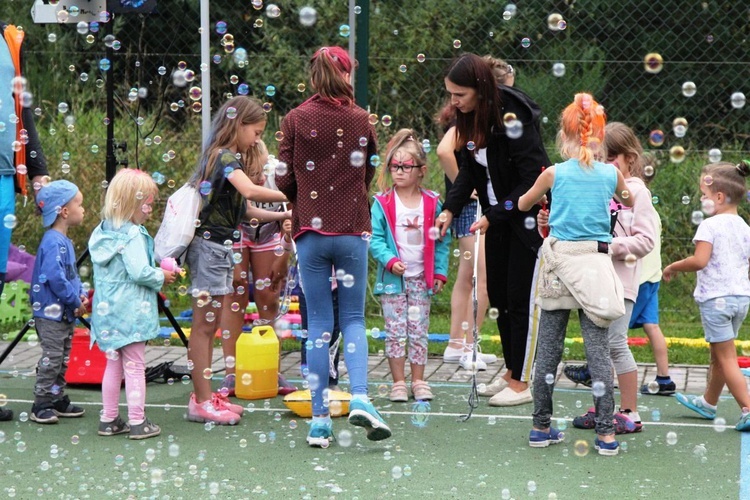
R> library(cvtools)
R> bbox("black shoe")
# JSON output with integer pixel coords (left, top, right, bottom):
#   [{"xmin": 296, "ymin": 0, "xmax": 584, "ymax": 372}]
[
  {"xmin": 640, "ymin": 380, "xmax": 676, "ymax": 396},
  {"xmin": 52, "ymin": 395, "xmax": 85, "ymax": 418},
  {"xmin": 30, "ymin": 402, "xmax": 59, "ymax": 424},
  {"xmin": 563, "ymin": 364, "xmax": 592, "ymax": 387},
  {"xmin": 0, "ymin": 407, "xmax": 14, "ymax": 421}
]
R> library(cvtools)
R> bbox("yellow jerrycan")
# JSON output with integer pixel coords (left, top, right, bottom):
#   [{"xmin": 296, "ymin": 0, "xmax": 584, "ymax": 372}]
[{"xmin": 235, "ymin": 325, "xmax": 279, "ymax": 400}]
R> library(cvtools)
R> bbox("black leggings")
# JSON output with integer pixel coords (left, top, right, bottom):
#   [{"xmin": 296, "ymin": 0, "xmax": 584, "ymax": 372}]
[{"xmin": 484, "ymin": 224, "xmax": 539, "ymax": 382}]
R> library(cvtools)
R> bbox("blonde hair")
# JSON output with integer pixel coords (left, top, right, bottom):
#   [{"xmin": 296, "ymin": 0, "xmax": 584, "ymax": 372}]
[
  {"xmin": 192, "ymin": 96, "xmax": 267, "ymax": 187},
  {"xmin": 483, "ymin": 55, "xmax": 514, "ymax": 85},
  {"xmin": 377, "ymin": 128, "xmax": 427, "ymax": 192},
  {"xmin": 102, "ymin": 168, "xmax": 159, "ymax": 229},
  {"xmin": 702, "ymin": 161, "xmax": 750, "ymax": 205},
  {"xmin": 557, "ymin": 93, "xmax": 606, "ymax": 168},
  {"xmin": 604, "ymin": 122, "xmax": 645, "ymax": 179}
]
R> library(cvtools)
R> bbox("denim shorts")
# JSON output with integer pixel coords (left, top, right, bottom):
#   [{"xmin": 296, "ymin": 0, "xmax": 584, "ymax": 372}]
[
  {"xmin": 186, "ymin": 237, "xmax": 234, "ymax": 296},
  {"xmin": 451, "ymin": 200, "xmax": 480, "ymax": 239},
  {"xmin": 698, "ymin": 295, "xmax": 750, "ymax": 343}
]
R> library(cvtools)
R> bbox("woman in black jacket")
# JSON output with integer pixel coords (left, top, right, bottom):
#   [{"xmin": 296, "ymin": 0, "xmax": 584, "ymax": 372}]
[{"xmin": 436, "ymin": 53, "xmax": 550, "ymax": 406}]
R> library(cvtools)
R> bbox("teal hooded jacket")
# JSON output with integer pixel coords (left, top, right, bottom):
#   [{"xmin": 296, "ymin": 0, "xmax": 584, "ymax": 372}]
[{"xmin": 88, "ymin": 220, "xmax": 164, "ymax": 352}]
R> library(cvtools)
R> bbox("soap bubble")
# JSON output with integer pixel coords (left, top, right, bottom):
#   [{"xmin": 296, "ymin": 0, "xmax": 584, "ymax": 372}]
[{"xmin": 573, "ymin": 439, "xmax": 589, "ymax": 457}]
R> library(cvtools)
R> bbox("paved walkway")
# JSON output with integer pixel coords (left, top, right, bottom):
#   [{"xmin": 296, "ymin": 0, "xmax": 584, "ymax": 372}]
[{"xmin": 0, "ymin": 340, "xmax": 714, "ymax": 394}]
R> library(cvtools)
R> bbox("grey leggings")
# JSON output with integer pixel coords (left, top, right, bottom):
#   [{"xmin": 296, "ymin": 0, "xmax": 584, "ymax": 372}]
[{"xmin": 532, "ymin": 309, "xmax": 615, "ymax": 436}]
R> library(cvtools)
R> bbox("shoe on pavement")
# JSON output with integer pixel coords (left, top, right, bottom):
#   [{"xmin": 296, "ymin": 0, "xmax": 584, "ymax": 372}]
[
  {"xmin": 187, "ymin": 393, "xmax": 240, "ymax": 425},
  {"xmin": 459, "ymin": 352, "xmax": 487, "ymax": 372},
  {"xmin": 52, "ymin": 395, "xmax": 85, "ymax": 418},
  {"xmin": 640, "ymin": 380, "xmax": 676, "ymax": 396},
  {"xmin": 278, "ymin": 373, "xmax": 298, "ymax": 396},
  {"xmin": 594, "ymin": 437, "xmax": 620, "ymax": 456},
  {"xmin": 675, "ymin": 393, "xmax": 716, "ymax": 420},
  {"xmin": 348, "ymin": 398, "xmax": 392, "ymax": 441},
  {"xmin": 478, "ymin": 378, "xmax": 508, "ymax": 397},
  {"xmin": 219, "ymin": 374, "xmax": 236, "ymax": 397},
  {"xmin": 563, "ymin": 364, "xmax": 592, "ymax": 387},
  {"xmin": 488, "ymin": 387, "xmax": 532, "ymax": 407},
  {"xmin": 389, "ymin": 381, "xmax": 409, "ymax": 403},
  {"xmin": 213, "ymin": 392, "xmax": 244, "ymax": 415},
  {"xmin": 129, "ymin": 418, "xmax": 161, "ymax": 440},
  {"xmin": 736, "ymin": 409, "xmax": 750, "ymax": 432},
  {"xmin": 0, "ymin": 407, "xmax": 13, "ymax": 421},
  {"xmin": 528, "ymin": 427, "xmax": 565, "ymax": 448},
  {"xmin": 98, "ymin": 415, "xmax": 130, "ymax": 436},
  {"xmin": 307, "ymin": 419, "xmax": 334, "ymax": 447},
  {"xmin": 444, "ymin": 345, "xmax": 497, "ymax": 365},
  {"xmin": 30, "ymin": 401, "xmax": 59, "ymax": 424}
]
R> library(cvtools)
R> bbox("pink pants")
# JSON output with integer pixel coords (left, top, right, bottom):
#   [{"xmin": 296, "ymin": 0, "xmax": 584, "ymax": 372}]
[{"xmin": 101, "ymin": 342, "xmax": 146, "ymax": 424}]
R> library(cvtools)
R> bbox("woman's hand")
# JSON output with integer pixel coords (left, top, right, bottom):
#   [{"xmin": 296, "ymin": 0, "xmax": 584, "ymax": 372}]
[{"xmin": 469, "ymin": 215, "xmax": 489, "ymax": 235}]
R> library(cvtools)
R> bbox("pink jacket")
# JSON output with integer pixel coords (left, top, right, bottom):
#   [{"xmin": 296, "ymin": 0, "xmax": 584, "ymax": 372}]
[{"xmin": 610, "ymin": 177, "xmax": 658, "ymax": 301}]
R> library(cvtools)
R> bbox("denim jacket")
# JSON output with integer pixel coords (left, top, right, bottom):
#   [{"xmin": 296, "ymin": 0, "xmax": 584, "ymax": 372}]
[{"xmin": 29, "ymin": 229, "xmax": 82, "ymax": 323}]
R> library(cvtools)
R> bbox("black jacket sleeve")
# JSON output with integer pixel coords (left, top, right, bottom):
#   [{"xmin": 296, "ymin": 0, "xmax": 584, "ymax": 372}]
[{"xmin": 22, "ymin": 105, "xmax": 47, "ymax": 180}]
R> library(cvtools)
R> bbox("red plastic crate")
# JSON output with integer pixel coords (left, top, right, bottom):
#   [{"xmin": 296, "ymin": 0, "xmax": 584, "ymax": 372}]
[{"xmin": 65, "ymin": 328, "xmax": 107, "ymax": 385}]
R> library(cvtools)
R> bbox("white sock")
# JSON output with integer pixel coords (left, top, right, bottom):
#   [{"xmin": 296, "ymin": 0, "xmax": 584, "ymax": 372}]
[
  {"xmin": 100, "ymin": 416, "xmax": 115, "ymax": 423},
  {"xmin": 312, "ymin": 415, "xmax": 331, "ymax": 425},
  {"xmin": 129, "ymin": 419, "xmax": 144, "ymax": 426},
  {"xmin": 629, "ymin": 411, "xmax": 641, "ymax": 423},
  {"xmin": 351, "ymin": 394, "xmax": 369, "ymax": 403},
  {"xmin": 700, "ymin": 396, "xmax": 717, "ymax": 410}
]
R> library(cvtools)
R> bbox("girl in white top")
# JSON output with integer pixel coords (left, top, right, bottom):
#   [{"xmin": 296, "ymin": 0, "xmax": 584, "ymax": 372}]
[{"xmin": 664, "ymin": 161, "xmax": 750, "ymax": 431}]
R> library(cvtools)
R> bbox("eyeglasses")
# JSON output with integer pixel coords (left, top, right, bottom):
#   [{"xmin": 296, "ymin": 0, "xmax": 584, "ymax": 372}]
[{"xmin": 388, "ymin": 159, "xmax": 422, "ymax": 173}]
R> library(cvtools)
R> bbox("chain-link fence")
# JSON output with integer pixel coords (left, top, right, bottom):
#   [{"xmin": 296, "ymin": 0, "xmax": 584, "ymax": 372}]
[{"xmin": 3, "ymin": 0, "xmax": 750, "ymax": 318}]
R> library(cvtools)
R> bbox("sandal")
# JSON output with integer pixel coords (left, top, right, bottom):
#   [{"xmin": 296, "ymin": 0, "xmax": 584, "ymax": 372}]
[
  {"xmin": 389, "ymin": 381, "xmax": 409, "ymax": 402},
  {"xmin": 411, "ymin": 380, "xmax": 434, "ymax": 401}
]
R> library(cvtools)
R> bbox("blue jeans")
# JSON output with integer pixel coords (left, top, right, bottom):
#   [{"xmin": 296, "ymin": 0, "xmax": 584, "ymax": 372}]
[{"xmin": 296, "ymin": 232, "xmax": 369, "ymax": 415}]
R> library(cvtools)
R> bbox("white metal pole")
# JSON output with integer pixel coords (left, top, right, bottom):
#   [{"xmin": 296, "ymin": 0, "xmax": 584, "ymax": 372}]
[{"xmin": 200, "ymin": 0, "xmax": 211, "ymax": 147}]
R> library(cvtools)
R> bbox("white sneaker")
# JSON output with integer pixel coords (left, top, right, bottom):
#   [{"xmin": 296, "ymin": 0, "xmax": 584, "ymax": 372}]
[
  {"xmin": 478, "ymin": 378, "xmax": 508, "ymax": 397},
  {"xmin": 488, "ymin": 387, "xmax": 533, "ymax": 407},
  {"xmin": 444, "ymin": 345, "xmax": 498, "ymax": 365},
  {"xmin": 459, "ymin": 352, "xmax": 487, "ymax": 372}
]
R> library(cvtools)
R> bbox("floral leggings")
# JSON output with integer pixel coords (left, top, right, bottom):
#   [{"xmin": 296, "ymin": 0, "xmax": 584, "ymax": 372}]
[{"xmin": 381, "ymin": 274, "xmax": 430, "ymax": 365}]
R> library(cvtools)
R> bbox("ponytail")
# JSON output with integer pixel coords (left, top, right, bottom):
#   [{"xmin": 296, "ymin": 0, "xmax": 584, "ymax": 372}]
[
  {"xmin": 310, "ymin": 46, "xmax": 354, "ymax": 105},
  {"xmin": 557, "ymin": 93, "xmax": 606, "ymax": 168}
]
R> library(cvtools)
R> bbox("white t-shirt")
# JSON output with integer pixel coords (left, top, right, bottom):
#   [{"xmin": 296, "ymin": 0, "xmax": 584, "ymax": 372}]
[
  {"xmin": 394, "ymin": 192, "xmax": 425, "ymax": 277},
  {"xmin": 474, "ymin": 148, "xmax": 498, "ymax": 206},
  {"xmin": 693, "ymin": 213, "xmax": 750, "ymax": 302}
]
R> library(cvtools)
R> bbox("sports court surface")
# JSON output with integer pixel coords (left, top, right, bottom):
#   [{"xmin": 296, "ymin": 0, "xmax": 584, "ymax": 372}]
[{"xmin": 0, "ymin": 344, "xmax": 748, "ymax": 499}]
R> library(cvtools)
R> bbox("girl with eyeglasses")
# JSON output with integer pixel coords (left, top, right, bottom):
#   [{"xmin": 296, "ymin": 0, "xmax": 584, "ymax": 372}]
[{"xmin": 370, "ymin": 129, "xmax": 451, "ymax": 403}]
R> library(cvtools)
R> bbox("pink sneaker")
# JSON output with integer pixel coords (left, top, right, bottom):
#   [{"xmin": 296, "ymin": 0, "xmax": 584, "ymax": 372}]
[
  {"xmin": 187, "ymin": 393, "xmax": 240, "ymax": 425},
  {"xmin": 213, "ymin": 393, "xmax": 244, "ymax": 416}
]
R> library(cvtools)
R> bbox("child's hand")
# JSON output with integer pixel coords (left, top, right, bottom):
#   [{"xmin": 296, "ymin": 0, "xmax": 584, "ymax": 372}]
[
  {"xmin": 162, "ymin": 269, "xmax": 177, "ymax": 285},
  {"xmin": 80, "ymin": 295, "xmax": 90, "ymax": 311},
  {"xmin": 282, "ymin": 217, "xmax": 292, "ymax": 235},
  {"xmin": 537, "ymin": 208, "xmax": 549, "ymax": 238},
  {"xmin": 391, "ymin": 261, "xmax": 406, "ymax": 276},
  {"xmin": 662, "ymin": 264, "xmax": 676, "ymax": 282},
  {"xmin": 433, "ymin": 280, "xmax": 444, "ymax": 294}
]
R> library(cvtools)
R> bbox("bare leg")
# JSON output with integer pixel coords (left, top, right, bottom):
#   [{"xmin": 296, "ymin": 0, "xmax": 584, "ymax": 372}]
[
  {"xmin": 219, "ymin": 248, "xmax": 250, "ymax": 376},
  {"xmin": 617, "ymin": 370, "xmax": 639, "ymax": 411},
  {"xmin": 449, "ymin": 234, "xmax": 489, "ymax": 349},
  {"xmin": 707, "ymin": 341, "xmax": 750, "ymax": 408},
  {"xmin": 643, "ymin": 323, "xmax": 670, "ymax": 377},
  {"xmin": 189, "ymin": 294, "xmax": 225, "ymax": 403},
  {"xmin": 388, "ymin": 357, "xmax": 406, "ymax": 383},
  {"xmin": 410, "ymin": 362, "xmax": 425, "ymax": 382}
]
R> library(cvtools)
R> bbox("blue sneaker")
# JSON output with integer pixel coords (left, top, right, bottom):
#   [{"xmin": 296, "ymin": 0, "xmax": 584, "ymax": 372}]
[
  {"xmin": 594, "ymin": 437, "xmax": 619, "ymax": 456},
  {"xmin": 736, "ymin": 410, "xmax": 750, "ymax": 432},
  {"xmin": 528, "ymin": 427, "xmax": 564, "ymax": 448},
  {"xmin": 675, "ymin": 393, "xmax": 716, "ymax": 420},
  {"xmin": 563, "ymin": 364, "xmax": 592, "ymax": 387},
  {"xmin": 348, "ymin": 398, "xmax": 392, "ymax": 441},
  {"xmin": 306, "ymin": 419, "xmax": 333, "ymax": 448}
]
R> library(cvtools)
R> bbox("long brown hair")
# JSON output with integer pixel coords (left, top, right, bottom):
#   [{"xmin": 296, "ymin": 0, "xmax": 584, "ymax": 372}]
[
  {"xmin": 192, "ymin": 96, "xmax": 267, "ymax": 186},
  {"xmin": 310, "ymin": 46, "xmax": 354, "ymax": 105},
  {"xmin": 444, "ymin": 53, "xmax": 502, "ymax": 150},
  {"xmin": 603, "ymin": 122, "xmax": 644, "ymax": 178}
]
